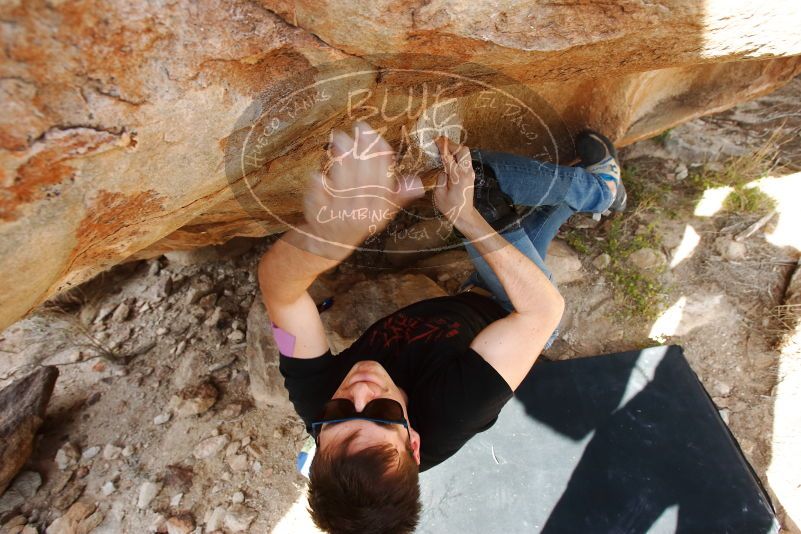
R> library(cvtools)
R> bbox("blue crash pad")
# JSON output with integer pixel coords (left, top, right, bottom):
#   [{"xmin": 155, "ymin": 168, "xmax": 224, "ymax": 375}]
[{"xmin": 419, "ymin": 345, "xmax": 778, "ymax": 534}]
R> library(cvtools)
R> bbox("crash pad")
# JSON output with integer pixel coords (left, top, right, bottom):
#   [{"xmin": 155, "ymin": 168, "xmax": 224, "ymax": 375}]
[{"xmin": 419, "ymin": 345, "xmax": 778, "ymax": 534}]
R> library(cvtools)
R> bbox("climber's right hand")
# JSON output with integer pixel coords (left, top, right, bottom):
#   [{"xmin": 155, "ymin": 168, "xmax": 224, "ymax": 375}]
[{"xmin": 293, "ymin": 121, "xmax": 423, "ymax": 261}]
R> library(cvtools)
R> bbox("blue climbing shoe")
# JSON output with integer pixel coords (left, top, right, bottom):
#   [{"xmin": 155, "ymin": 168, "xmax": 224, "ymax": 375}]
[{"xmin": 576, "ymin": 130, "xmax": 626, "ymax": 213}]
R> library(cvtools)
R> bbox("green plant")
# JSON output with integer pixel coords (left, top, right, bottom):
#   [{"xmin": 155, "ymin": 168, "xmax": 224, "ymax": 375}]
[
  {"xmin": 606, "ymin": 265, "xmax": 666, "ymax": 321},
  {"xmin": 564, "ymin": 229, "xmax": 591, "ymax": 255},
  {"xmin": 561, "ymin": 160, "xmax": 680, "ymax": 320},
  {"xmin": 620, "ymin": 164, "xmax": 673, "ymax": 216},
  {"xmin": 689, "ymin": 138, "xmax": 779, "ymax": 193},
  {"xmin": 723, "ymin": 185, "xmax": 776, "ymax": 215},
  {"xmin": 683, "ymin": 138, "xmax": 781, "ymax": 219},
  {"xmin": 655, "ymin": 128, "xmax": 672, "ymax": 146},
  {"xmin": 601, "ymin": 218, "xmax": 660, "ymax": 258},
  {"xmin": 564, "ymin": 215, "xmax": 667, "ymax": 320},
  {"xmin": 600, "ymin": 219, "xmax": 667, "ymax": 320}
]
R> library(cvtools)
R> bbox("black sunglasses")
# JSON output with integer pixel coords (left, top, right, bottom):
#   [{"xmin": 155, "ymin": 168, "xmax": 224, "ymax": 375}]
[{"xmin": 311, "ymin": 398, "xmax": 410, "ymax": 445}]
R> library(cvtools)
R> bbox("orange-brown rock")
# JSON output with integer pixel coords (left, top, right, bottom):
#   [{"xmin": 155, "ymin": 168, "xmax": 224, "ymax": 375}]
[
  {"xmin": 0, "ymin": 367, "xmax": 58, "ymax": 495},
  {"xmin": 264, "ymin": 0, "xmax": 801, "ymax": 82},
  {"xmin": 1, "ymin": 0, "xmax": 800, "ymax": 330}
]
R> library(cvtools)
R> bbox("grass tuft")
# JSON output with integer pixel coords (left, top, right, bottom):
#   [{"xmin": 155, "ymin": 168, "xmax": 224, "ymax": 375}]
[
  {"xmin": 688, "ymin": 136, "xmax": 780, "ymax": 192},
  {"xmin": 564, "ymin": 215, "xmax": 668, "ymax": 321},
  {"xmin": 601, "ymin": 220, "xmax": 667, "ymax": 320},
  {"xmin": 564, "ymin": 229, "xmax": 591, "ymax": 255},
  {"xmin": 723, "ymin": 185, "xmax": 776, "ymax": 215}
]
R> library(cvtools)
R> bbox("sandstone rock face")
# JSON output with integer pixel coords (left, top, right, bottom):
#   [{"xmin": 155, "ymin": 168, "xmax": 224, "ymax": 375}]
[
  {"xmin": 0, "ymin": 367, "xmax": 58, "ymax": 495},
  {"xmin": 245, "ymin": 298, "xmax": 288, "ymax": 408},
  {"xmin": 265, "ymin": 0, "xmax": 801, "ymax": 77},
  {"xmin": 1, "ymin": 0, "xmax": 801, "ymax": 330}
]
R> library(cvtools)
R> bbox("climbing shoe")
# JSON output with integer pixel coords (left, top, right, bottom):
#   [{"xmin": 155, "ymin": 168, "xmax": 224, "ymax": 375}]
[{"xmin": 576, "ymin": 130, "xmax": 627, "ymax": 213}]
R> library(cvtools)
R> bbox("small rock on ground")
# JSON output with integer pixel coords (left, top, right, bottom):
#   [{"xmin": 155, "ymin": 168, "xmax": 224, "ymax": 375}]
[
  {"xmin": 45, "ymin": 502, "xmax": 102, "ymax": 534},
  {"xmin": 153, "ymin": 413, "xmax": 171, "ymax": 425},
  {"xmin": 715, "ymin": 236, "xmax": 747, "ymax": 261},
  {"xmin": 169, "ymin": 382, "xmax": 218, "ymax": 417},
  {"xmin": 102, "ymin": 443, "xmax": 122, "ymax": 460},
  {"xmin": 545, "ymin": 240, "xmax": 585, "ymax": 284},
  {"xmin": 629, "ymin": 247, "xmax": 667, "ymax": 271},
  {"xmin": 101, "ymin": 481, "xmax": 115, "ymax": 496},
  {"xmin": 592, "ymin": 253, "xmax": 611, "ymax": 270},
  {"xmin": 137, "ymin": 481, "xmax": 162, "ymax": 510},
  {"xmin": 223, "ymin": 505, "xmax": 257, "ymax": 532},
  {"xmin": 54, "ymin": 443, "xmax": 80, "ymax": 471},
  {"xmin": 0, "ymin": 471, "xmax": 42, "ymax": 514},
  {"xmin": 204, "ymin": 506, "xmax": 227, "ymax": 531},
  {"xmin": 81, "ymin": 446, "xmax": 100, "ymax": 460},
  {"xmin": 193, "ymin": 435, "xmax": 230, "ymax": 460},
  {"xmin": 111, "ymin": 301, "xmax": 132, "ymax": 322},
  {"xmin": 165, "ymin": 513, "xmax": 195, "ymax": 534}
]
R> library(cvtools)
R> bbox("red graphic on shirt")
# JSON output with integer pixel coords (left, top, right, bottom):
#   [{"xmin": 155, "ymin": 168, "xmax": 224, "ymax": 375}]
[{"xmin": 368, "ymin": 313, "xmax": 461, "ymax": 351}]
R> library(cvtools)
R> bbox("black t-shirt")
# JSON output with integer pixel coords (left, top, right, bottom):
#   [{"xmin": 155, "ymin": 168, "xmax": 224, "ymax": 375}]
[{"xmin": 279, "ymin": 292, "xmax": 515, "ymax": 471}]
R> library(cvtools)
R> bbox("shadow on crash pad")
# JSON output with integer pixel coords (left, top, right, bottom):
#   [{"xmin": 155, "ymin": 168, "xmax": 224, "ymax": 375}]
[{"xmin": 419, "ymin": 345, "xmax": 778, "ymax": 534}]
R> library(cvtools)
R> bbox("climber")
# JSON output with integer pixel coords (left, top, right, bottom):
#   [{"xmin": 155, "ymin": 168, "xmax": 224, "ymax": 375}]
[{"xmin": 257, "ymin": 121, "xmax": 625, "ymax": 534}]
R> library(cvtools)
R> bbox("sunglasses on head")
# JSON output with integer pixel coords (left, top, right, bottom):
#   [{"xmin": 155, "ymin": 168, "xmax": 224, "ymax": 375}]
[{"xmin": 311, "ymin": 398, "xmax": 410, "ymax": 445}]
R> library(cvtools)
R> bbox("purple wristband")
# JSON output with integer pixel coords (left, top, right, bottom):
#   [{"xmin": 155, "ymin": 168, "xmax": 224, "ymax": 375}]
[{"xmin": 271, "ymin": 322, "xmax": 297, "ymax": 357}]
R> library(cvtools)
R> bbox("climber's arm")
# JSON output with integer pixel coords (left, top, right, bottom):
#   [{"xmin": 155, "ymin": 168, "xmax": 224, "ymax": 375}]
[
  {"xmin": 433, "ymin": 136, "xmax": 564, "ymax": 390},
  {"xmin": 258, "ymin": 121, "xmax": 422, "ymax": 359},
  {"xmin": 460, "ymin": 211, "xmax": 564, "ymax": 390},
  {"xmin": 258, "ymin": 234, "xmax": 336, "ymax": 359}
]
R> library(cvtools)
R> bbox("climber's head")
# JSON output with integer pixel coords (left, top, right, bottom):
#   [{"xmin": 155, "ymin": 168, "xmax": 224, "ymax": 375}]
[{"xmin": 307, "ymin": 360, "xmax": 422, "ymax": 534}]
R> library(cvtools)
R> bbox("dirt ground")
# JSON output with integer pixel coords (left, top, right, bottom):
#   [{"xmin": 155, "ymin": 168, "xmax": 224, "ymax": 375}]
[{"xmin": 1, "ymin": 77, "xmax": 800, "ymax": 533}]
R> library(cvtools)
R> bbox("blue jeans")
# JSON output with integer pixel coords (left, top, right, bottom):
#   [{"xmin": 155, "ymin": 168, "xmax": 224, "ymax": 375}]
[{"xmin": 462, "ymin": 149, "xmax": 615, "ymax": 344}]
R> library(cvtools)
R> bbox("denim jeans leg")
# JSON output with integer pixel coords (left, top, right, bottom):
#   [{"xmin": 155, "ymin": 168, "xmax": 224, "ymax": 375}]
[
  {"xmin": 462, "ymin": 227, "xmax": 560, "ymax": 349},
  {"xmin": 460, "ymin": 149, "xmax": 599, "ymax": 349},
  {"xmin": 463, "ymin": 204, "xmax": 573, "ymax": 304},
  {"xmin": 470, "ymin": 148, "xmax": 613, "ymax": 213},
  {"xmin": 522, "ymin": 203, "xmax": 576, "ymax": 260}
]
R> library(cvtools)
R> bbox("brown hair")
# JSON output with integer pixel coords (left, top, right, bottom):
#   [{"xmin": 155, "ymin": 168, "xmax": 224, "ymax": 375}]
[{"xmin": 308, "ymin": 434, "xmax": 421, "ymax": 534}]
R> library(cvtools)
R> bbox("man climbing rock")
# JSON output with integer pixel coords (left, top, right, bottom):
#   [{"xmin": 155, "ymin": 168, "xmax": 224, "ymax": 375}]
[{"xmin": 258, "ymin": 121, "xmax": 624, "ymax": 534}]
